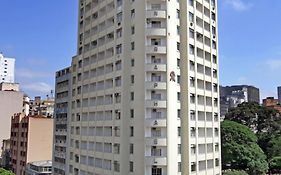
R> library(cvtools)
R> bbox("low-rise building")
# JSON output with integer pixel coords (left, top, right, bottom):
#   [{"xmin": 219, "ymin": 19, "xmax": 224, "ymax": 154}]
[
  {"xmin": 10, "ymin": 114, "xmax": 54, "ymax": 175},
  {"xmin": 263, "ymin": 97, "xmax": 281, "ymax": 113},
  {"xmin": 25, "ymin": 160, "xmax": 52, "ymax": 175}
]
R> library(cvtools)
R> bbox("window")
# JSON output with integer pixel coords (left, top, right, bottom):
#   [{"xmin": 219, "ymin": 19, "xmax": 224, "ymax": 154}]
[
  {"xmin": 131, "ymin": 42, "xmax": 135, "ymax": 50},
  {"xmin": 177, "ymin": 109, "xmax": 181, "ymax": 118},
  {"xmin": 189, "ymin": 44, "xmax": 194, "ymax": 55},
  {"xmin": 152, "ymin": 166, "xmax": 162, "ymax": 175},
  {"xmin": 178, "ymin": 127, "xmax": 181, "ymax": 136},
  {"xmin": 131, "ymin": 92, "xmax": 134, "ymax": 101},
  {"xmin": 177, "ymin": 9, "xmax": 180, "ymax": 18},
  {"xmin": 178, "ymin": 144, "xmax": 181, "ymax": 154},
  {"xmin": 131, "ymin": 9, "xmax": 135, "ymax": 18},
  {"xmin": 130, "ymin": 126, "xmax": 134, "ymax": 137},
  {"xmin": 130, "ymin": 109, "xmax": 134, "ymax": 118},
  {"xmin": 177, "ymin": 58, "xmax": 180, "ymax": 68},
  {"xmin": 178, "ymin": 162, "xmax": 181, "ymax": 172},
  {"xmin": 189, "ymin": 28, "xmax": 194, "ymax": 38},
  {"xmin": 131, "ymin": 26, "xmax": 135, "ymax": 34},
  {"xmin": 131, "ymin": 59, "xmax": 135, "ymax": 67},
  {"xmin": 130, "ymin": 75, "xmax": 135, "ymax": 84},
  {"xmin": 191, "ymin": 162, "xmax": 196, "ymax": 171},
  {"xmin": 130, "ymin": 161, "xmax": 134, "ymax": 172},
  {"xmin": 130, "ymin": 143, "xmax": 134, "ymax": 154},
  {"xmin": 177, "ymin": 42, "xmax": 180, "ymax": 51}
]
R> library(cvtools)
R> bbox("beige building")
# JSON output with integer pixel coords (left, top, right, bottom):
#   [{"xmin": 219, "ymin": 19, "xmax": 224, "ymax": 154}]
[
  {"xmin": 64, "ymin": 0, "xmax": 220, "ymax": 174},
  {"xmin": 0, "ymin": 82, "xmax": 24, "ymax": 157},
  {"xmin": 10, "ymin": 114, "xmax": 54, "ymax": 175}
]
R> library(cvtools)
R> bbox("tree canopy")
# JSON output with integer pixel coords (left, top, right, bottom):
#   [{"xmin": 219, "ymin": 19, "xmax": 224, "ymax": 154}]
[
  {"xmin": 221, "ymin": 120, "xmax": 268, "ymax": 175},
  {"xmin": 0, "ymin": 168, "xmax": 15, "ymax": 175}
]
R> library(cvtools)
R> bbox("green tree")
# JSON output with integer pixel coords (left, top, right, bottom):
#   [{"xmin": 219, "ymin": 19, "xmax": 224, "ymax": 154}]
[
  {"xmin": 225, "ymin": 102, "xmax": 280, "ymax": 134},
  {"xmin": 223, "ymin": 169, "xmax": 248, "ymax": 175},
  {"xmin": 269, "ymin": 156, "xmax": 281, "ymax": 174},
  {"xmin": 0, "ymin": 168, "xmax": 15, "ymax": 175},
  {"xmin": 221, "ymin": 120, "xmax": 268, "ymax": 175}
]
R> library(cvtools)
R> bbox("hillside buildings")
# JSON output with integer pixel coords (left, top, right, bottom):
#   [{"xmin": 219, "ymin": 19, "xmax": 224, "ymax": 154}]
[
  {"xmin": 220, "ymin": 85, "xmax": 260, "ymax": 117},
  {"xmin": 0, "ymin": 53, "xmax": 15, "ymax": 83},
  {"xmin": 29, "ymin": 96, "xmax": 55, "ymax": 118},
  {"xmin": 55, "ymin": 0, "xmax": 221, "ymax": 174},
  {"xmin": 10, "ymin": 113, "xmax": 54, "ymax": 175}
]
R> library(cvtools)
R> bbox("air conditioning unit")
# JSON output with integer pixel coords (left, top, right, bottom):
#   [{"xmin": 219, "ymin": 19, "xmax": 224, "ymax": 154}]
[{"xmin": 190, "ymin": 22, "xmax": 194, "ymax": 26}]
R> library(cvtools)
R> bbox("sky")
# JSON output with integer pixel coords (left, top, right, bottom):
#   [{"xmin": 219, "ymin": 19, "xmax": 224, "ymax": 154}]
[{"xmin": 0, "ymin": 0, "xmax": 280, "ymax": 99}]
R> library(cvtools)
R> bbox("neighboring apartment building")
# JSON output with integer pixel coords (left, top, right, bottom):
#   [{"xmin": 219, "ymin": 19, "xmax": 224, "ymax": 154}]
[
  {"xmin": 64, "ymin": 0, "xmax": 220, "ymax": 174},
  {"xmin": 52, "ymin": 67, "xmax": 71, "ymax": 175},
  {"xmin": 220, "ymin": 85, "xmax": 260, "ymax": 117},
  {"xmin": 25, "ymin": 160, "xmax": 52, "ymax": 175},
  {"xmin": 10, "ymin": 114, "xmax": 54, "ymax": 175},
  {"xmin": 263, "ymin": 97, "xmax": 281, "ymax": 113},
  {"xmin": 0, "ymin": 53, "xmax": 15, "ymax": 83},
  {"xmin": 0, "ymin": 82, "xmax": 23, "ymax": 157},
  {"xmin": 1, "ymin": 139, "xmax": 11, "ymax": 169},
  {"xmin": 29, "ymin": 96, "xmax": 55, "ymax": 118},
  {"xmin": 277, "ymin": 86, "xmax": 281, "ymax": 104}
]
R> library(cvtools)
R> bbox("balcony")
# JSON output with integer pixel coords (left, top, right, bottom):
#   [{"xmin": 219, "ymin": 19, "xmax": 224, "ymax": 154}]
[
  {"xmin": 145, "ymin": 81, "xmax": 166, "ymax": 90},
  {"xmin": 146, "ymin": 64, "xmax": 166, "ymax": 72},
  {"xmin": 146, "ymin": 28, "xmax": 166, "ymax": 36},
  {"xmin": 146, "ymin": 118, "xmax": 166, "ymax": 127},
  {"xmin": 146, "ymin": 46, "xmax": 166, "ymax": 54},
  {"xmin": 145, "ymin": 156, "xmax": 167, "ymax": 166},
  {"xmin": 54, "ymin": 151, "xmax": 66, "ymax": 159},
  {"xmin": 146, "ymin": 100, "xmax": 166, "ymax": 108},
  {"xmin": 146, "ymin": 137, "xmax": 167, "ymax": 146},
  {"xmin": 147, "ymin": 10, "xmax": 166, "ymax": 19}
]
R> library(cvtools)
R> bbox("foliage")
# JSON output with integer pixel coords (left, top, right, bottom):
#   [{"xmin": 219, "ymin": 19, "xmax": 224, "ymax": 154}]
[
  {"xmin": 0, "ymin": 168, "xmax": 15, "ymax": 175},
  {"xmin": 223, "ymin": 169, "xmax": 248, "ymax": 175},
  {"xmin": 225, "ymin": 102, "xmax": 280, "ymax": 134},
  {"xmin": 269, "ymin": 156, "xmax": 281, "ymax": 173},
  {"xmin": 221, "ymin": 120, "xmax": 269, "ymax": 175}
]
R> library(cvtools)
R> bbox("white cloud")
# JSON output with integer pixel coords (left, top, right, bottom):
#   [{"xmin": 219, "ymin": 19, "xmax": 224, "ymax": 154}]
[
  {"xmin": 21, "ymin": 82, "xmax": 53, "ymax": 94},
  {"xmin": 265, "ymin": 59, "xmax": 281, "ymax": 71},
  {"xmin": 16, "ymin": 68, "xmax": 53, "ymax": 79},
  {"xmin": 224, "ymin": 0, "xmax": 253, "ymax": 11}
]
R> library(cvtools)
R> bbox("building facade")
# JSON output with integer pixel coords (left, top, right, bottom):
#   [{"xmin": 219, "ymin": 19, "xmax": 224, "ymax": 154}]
[
  {"xmin": 0, "ymin": 53, "xmax": 15, "ymax": 83},
  {"xmin": 25, "ymin": 160, "xmax": 52, "ymax": 175},
  {"xmin": 263, "ymin": 97, "xmax": 281, "ymax": 113},
  {"xmin": 1, "ymin": 139, "xmax": 11, "ymax": 169},
  {"xmin": 65, "ymin": 0, "xmax": 220, "ymax": 174},
  {"xmin": 52, "ymin": 67, "xmax": 71, "ymax": 175},
  {"xmin": 220, "ymin": 85, "xmax": 260, "ymax": 117},
  {"xmin": 10, "ymin": 114, "xmax": 54, "ymax": 175},
  {"xmin": 0, "ymin": 83, "xmax": 24, "ymax": 157},
  {"xmin": 29, "ymin": 96, "xmax": 55, "ymax": 118},
  {"xmin": 277, "ymin": 86, "xmax": 281, "ymax": 104}
]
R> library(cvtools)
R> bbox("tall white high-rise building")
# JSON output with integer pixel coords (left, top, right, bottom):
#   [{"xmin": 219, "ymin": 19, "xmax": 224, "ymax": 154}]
[
  {"xmin": 0, "ymin": 53, "xmax": 15, "ymax": 83},
  {"xmin": 64, "ymin": 0, "xmax": 221, "ymax": 174}
]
